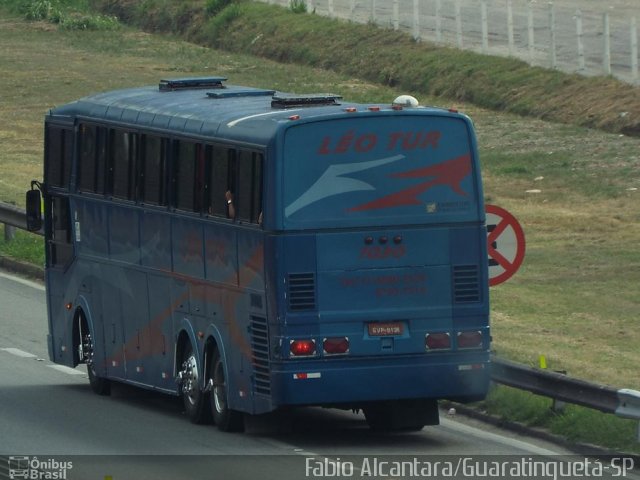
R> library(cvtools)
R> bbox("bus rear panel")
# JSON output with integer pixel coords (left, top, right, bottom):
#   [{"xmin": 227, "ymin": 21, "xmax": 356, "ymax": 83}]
[{"xmin": 268, "ymin": 113, "xmax": 489, "ymax": 409}]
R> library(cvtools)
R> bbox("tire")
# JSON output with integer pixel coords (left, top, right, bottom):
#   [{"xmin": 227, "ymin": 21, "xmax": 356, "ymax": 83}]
[
  {"xmin": 81, "ymin": 320, "xmax": 110, "ymax": 396},
  {"xmin": 210, "ymin": 348, "xmax": 244, "ymax": 432},
  {"xmin": 180, "ymin": 343, "xmax": 212, "ymax": 424},
  {"xmin": 87, "ymin": 362, "xmax": 111, "ymax": 396}
]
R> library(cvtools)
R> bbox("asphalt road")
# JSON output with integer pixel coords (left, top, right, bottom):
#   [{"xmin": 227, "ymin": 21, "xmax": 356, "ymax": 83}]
[{"xmin": 0, "ymin": 270, "xmax": 635, "ymax": 480}]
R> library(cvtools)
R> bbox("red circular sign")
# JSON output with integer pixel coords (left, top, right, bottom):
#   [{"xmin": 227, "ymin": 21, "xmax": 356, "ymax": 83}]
[{"xmin": 486, "ymin": 205, "xmax": 526, "ymax": 286}]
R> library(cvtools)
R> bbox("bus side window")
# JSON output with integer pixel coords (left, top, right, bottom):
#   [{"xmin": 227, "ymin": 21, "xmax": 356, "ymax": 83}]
[
  {"xmin": 49, "ymin": 197, "xmax": 73, "ymax": 267},
  {"xmin": 111, "ymin": 130, "xmax": 137, "ymax": 201},
  {"xmin": 207, "ymin": 145, "xmax": 230, "ymax": 217},
  {"xmin": 174, "ymin": 140, "xmax": 198, "ymax": 212},
  {"xmin": 78, "ymin": 124, "xmax": 96, "ymax": 192},
  {"xmin": 142, "ymin": 135, "xmax": 167, "ymax": 206},
  {"xmin": 79, "ymin": 124, "xmax": 108, "ymax": 195},
  {"xmin": 95, "ymin": 127, "xmax": 107, "ymax": 195},
  {"xmin": 237, "ymin": 150, "xmax": 263, "ymax": 224},
  {"xmin": 45, "ymin": 125, "xmax": 73, "ymax": 190}
]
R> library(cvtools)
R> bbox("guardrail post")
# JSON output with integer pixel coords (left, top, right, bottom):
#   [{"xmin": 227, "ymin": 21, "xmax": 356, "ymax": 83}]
[{"xmin": 4, "ymin": 223, "xmax": 16, "ymax": 242}]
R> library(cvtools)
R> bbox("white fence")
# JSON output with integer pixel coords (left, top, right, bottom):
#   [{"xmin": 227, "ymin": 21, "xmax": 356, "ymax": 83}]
[{"xmin": 261, "ymin": 0, "xmax": 640, "ymax": 85}]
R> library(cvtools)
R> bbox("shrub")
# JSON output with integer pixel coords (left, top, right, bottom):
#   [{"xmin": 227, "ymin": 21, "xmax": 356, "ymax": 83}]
[{"xmin": 289, "ymin": 0, "xmax": 306, "ymax": 14}]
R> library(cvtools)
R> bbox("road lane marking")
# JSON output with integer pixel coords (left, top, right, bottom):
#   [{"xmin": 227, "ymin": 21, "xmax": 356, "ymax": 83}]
[
  {"xmin": 0, "ymin": 271, "xmax": 45, "ymax": 291},
  {"xmin": 46, "ymin": 364, "xmax": 87, "ymax": 376},
  {"xmin": 1, "ymin": 347, "xmax": 37, "ymax": 358}
]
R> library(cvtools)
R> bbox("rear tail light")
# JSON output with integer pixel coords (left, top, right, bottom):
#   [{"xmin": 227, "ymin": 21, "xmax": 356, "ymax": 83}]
[
  {"xmin": 323, "ymin": 337, "xmax": 349, "ymax": 355},
  {"xmin": 290, "ymin": 339, "xmax": 316, "ymax": 357},
  {"xmin": 457, "ymin": 331, "xmax": 483, "ymax": 349},
  {"xmin": 425, "ymin": 332, "xmax": 451, "ymax": 351}
]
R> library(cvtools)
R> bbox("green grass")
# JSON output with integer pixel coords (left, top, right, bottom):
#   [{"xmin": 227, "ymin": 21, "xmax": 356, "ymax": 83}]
[
  {"xmin": 0, "ymin": 228, "xmax": 45, "ymax": 265},
  {"xmin": 0, "ymin": 3, "xmax": 638, "ymax": 453}
]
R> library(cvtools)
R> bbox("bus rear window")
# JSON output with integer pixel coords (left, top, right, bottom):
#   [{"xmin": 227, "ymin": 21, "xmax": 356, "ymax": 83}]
[{"xmin": 283, "ymin": 115, "xmax": 480, "ymax": 229}]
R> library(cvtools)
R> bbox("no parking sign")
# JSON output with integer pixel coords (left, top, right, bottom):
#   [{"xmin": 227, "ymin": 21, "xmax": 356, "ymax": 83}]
[{"xmin": 486, "ymin": 205, "xmax": 526, "ymax": 286}]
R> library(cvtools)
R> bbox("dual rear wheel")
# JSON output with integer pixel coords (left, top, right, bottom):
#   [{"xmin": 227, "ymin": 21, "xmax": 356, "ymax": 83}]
[{"xmin": 180, "ymin": 344, "xmax": 243, "ymax": 432}]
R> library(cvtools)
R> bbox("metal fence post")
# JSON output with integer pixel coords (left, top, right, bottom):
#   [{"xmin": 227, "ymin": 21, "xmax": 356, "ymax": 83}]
[
  {"xmin": 393, "ymin": 0, "xmax": 399, "ymax": 31},
  {"xmin": 631, "ymin": 16, "xmax": 638, "ymax": 83},
  {"xmin": 481, "ymin": 0, "xmax": 488, "ymax": 53},
  {"xmin": 507, "ymin": 0, "xmax": 514, "ymax": 55},
  {"xmin": 576, "ymin": 9, "xmax": 585, "ymax": 71},
  {"xmin": 528, "ymin": 1, "xmax": 534, "ymax": 61},
  {"xmin": 455, "ymin": 0, "xmax": 463, "ymax": 49},
  {"xmin": 413, "ymin": 0, "xmax": 420, "ymax": 40},
  {"xmin": 549, "ymin": 2, "xmax": 557, "ymax": 69},
  {"xmin": 603, "ymin": 12, "xmax": 612, "ymax": 75},
  {"xmin": 435, "ymin": 0, "xmax": 442, "ymax": 43}
]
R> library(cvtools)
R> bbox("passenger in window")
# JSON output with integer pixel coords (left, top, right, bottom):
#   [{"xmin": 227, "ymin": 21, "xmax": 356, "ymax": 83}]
[{"xmin": 225, "ymin": 190, "xmax": 236, "ymax": 219}]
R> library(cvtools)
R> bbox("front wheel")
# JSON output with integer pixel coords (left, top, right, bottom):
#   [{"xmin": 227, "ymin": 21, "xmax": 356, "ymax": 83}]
[
  {"xmin": 87, "ymin": 362, "xmax": 111, "ymax": 396},
  {"xmin": 210, "ymin": 348, "xmax": 244, "ymax": 432},
  {"xmin": 81, "ymin": 329, "xmax": 110, "ymax": 396}
]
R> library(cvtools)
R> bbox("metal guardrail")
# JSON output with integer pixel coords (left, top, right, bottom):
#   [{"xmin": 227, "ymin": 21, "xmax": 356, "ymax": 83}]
[
  {"xmin": 1, "ymin": 200, "xmax": 639, "ymax": 439},
  {"xmin": 0, "ymin": 200, "xmax": 43, "ymax": 237},
  {"xmin": 491, "ymin": 357, "xmax": 640, "ymax": 422}
]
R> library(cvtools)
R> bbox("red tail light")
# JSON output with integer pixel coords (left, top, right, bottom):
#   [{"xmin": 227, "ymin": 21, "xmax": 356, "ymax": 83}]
[
  {"xmin": 323, "ymin": 337, "xmax": 349, "ymax": 355},
  {"xmin": 290, "ymin": 339, "xmax": 316, "ymax": 357},
  {"xmin": 457, "ymin": 331, "xmax": 483, "ymax": 349},
  {"xmin": 425, "ymin": 332, "xmax": 451, "ymax": 351}
]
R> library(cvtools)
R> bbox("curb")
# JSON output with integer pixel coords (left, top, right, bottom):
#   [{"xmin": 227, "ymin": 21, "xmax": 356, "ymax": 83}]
[
  {"xmin": 441, "ymin": 401, "xmax": 640, "ymax": 464},
  {"xmin": 0, "ymin": 255, "xmax": 44, "ymax": 281}
]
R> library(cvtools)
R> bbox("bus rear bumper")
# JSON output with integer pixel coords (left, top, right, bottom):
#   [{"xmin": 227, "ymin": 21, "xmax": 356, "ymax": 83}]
[{"xmin": 269, "ymin": 353, "xmax": 490, "ymax": 407}]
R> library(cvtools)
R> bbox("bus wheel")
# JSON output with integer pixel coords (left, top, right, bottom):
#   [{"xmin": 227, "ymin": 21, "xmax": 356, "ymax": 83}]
[
  {"xmin": 210, "ymin": 348, "xmax": 244, "ymax": 432},
  {"xmin": 87, "ymin": 363, "xmax": 111, "ymax": 396},
  {"xmin": 179, "ymin": 344, "xmax": 211, "ymax": 424},
  {"xmin": 82, "ymin": 331, "xmax": 110, "ymax": 396}
]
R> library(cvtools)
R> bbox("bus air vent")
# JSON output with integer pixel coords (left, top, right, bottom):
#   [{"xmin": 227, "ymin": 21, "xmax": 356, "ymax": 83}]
[
  {"xmin": 271, "ymin": 93, "xmax": 342, "ymax": 109},
  {"xmin": 207, "ymin": 88, "xmax": 276, "ymax": 99},
  {"xmin": 287, "ymin": 273, "xmax": 316, "ymax": 311},
  {"xmin": 453, "ymin": 265, "xmax": 481, "ymax": 303},
  {"xmin": 159, "ymin": 77, "xmax": 227, "ymax": 91},
  {"xmin": 250, "ymin": 316, "xmax": 271, "ymax": 396}
]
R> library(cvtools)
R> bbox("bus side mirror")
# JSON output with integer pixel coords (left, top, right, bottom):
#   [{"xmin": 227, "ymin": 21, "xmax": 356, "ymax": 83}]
[{"xmin": 26, "ymin": 188, "xmax": 42, "ymax": 232}]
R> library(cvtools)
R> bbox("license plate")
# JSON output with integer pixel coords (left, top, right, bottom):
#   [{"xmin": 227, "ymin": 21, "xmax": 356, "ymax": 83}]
[{"xmin": 368, "ymin": 322, "xmax": 404, "ymax": 336}]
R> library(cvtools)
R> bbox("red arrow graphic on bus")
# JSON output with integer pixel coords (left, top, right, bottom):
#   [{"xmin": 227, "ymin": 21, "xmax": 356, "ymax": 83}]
[{"xmin": 348, "ymin": 153, "xmax": 471, "ymax": 212}]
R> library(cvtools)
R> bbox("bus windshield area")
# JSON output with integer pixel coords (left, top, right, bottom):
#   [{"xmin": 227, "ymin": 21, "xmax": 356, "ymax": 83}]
[{"xmin": 283, "ymin": 115, "xmax": 480, "ymax": 229}]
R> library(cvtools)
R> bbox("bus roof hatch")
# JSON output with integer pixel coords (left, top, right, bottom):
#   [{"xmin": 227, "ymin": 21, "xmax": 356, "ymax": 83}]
[
  {"xmin": 159, "ymin": 77, "xmax": 227, "ymax": 91},
  {"xmin": 271, "ymin": 93, "xmax": 342, "ymax": 109}
]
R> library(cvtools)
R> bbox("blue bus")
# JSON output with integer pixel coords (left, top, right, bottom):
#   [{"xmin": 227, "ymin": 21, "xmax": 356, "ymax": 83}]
[{"xmin": 26, "ymin": 77, "xmax": 490, "ymax": 432}]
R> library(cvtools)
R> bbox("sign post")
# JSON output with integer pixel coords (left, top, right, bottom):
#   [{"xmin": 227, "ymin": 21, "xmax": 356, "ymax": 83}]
[{"xmin": 486, "ymin": 205, "xmax": 526, "ymax": 286}]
